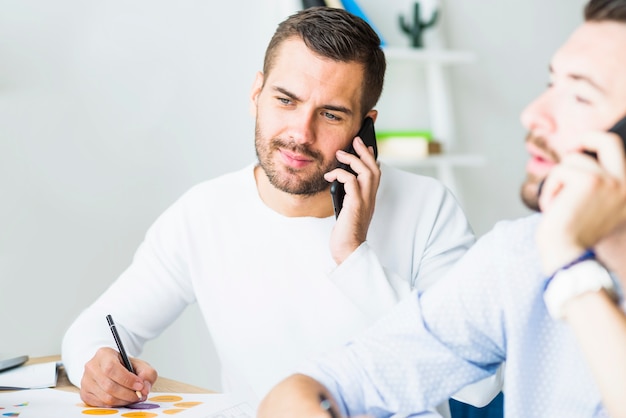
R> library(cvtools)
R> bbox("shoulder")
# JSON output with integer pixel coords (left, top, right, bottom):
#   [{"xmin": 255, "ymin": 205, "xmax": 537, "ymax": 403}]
[
  {"xmin": 372, "ymin": 164, "xmax": 472, "ymax": 242},
  {"xmin": 151, "ymin": 164, "xmax": 256, "ymax": 225},
  {"xmin": 465, "ymin": 213, "xmax": 541, "ymax": 268},
  {"xmin": 486, "ymin": 214, "xmax": 541, "ymax": 246},
  {"xmin": 182, "ymin": 164, "xmax": 254, "ymax": 202}
]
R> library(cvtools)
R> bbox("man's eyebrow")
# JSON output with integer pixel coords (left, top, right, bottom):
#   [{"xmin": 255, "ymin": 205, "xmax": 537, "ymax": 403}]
[
  {"xmin": 569, "ymin": 73, "xmax": 606, "ymax": 94},
  {"xmin": 549, "ymin": 64, "xmax": 606, "ymax": 94},
  {"xmin": 274, "ymin": 86, "xmax": 301, "ymax": 101},
  {"xmin": 273, "ymin": 86, "xmax": 353, "ymax": 116}
]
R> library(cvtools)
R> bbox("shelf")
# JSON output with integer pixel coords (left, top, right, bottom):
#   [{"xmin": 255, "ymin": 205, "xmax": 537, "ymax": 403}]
[
  {"xmin": 380, "ymin": 153, "xmax": 486, "ymax": 169},
  {"xmin": 383, "ymin": 47, "xmax": 475, "ymax": 65},
  {"xmin": 379, "ymin": 46, "xmax": 479, "ymax": 204}
]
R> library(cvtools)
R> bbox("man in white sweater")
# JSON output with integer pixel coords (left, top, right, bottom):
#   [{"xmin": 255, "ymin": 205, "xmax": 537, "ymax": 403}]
[{"xmin": 61, "ymin": 7, "xmax": 498, "ymax": 413}]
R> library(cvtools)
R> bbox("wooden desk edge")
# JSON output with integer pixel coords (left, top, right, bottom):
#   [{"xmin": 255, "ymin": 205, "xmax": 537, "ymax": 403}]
[{"xmin": 26, "ymin": 355, "xmax": 214, "ymax": 394}]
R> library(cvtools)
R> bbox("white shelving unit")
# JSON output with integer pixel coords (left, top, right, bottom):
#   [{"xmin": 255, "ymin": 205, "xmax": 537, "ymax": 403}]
[{"xmin": 381, "ymin": 47, "xmax": 485, "ymax": 204}]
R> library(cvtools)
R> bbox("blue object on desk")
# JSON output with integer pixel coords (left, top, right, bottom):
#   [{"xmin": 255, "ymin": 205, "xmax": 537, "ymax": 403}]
[{"xmin": 449, "ymin": 392, "xmax": 504, "ymax": 418}]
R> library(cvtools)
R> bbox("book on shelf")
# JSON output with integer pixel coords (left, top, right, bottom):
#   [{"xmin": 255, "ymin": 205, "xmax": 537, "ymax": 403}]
[
  {"xmin": 302, "ymin": 0, "xmax": 326, "ymax": 8},
  {"xmin": 324, "ymin": 0, "xmax": 345, "ymax": 8},
  {"xmin": 377, "ymin": 130, "xmax": 441, "ymax": 159}
]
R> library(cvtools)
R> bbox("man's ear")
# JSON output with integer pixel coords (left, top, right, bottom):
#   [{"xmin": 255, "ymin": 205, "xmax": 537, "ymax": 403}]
[
  {"xmin": 249, "ymin": 71, "xmax": 264, "ymax": 117},
  {"xmin": 365, "ymin": 109, "xmax": 378, "ymax": 123}
]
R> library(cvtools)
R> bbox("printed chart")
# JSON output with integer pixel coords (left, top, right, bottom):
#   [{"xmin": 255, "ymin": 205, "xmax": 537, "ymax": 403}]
[{"xmin": 0, "ymin": 390, "xmax": 253, "ymax": 417}]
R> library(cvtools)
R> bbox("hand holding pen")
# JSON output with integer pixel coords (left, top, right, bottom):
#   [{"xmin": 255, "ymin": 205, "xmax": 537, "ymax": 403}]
[{"xmin": 77, "ymin": 316, "xmax": 158, "ymax": 408}]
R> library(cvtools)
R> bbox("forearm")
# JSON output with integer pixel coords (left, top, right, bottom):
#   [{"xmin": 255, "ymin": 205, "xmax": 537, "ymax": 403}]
[
  {"xmin": 258, "ymin": 374, "xmax": 339, "ymax": 418},
  {"xmin": 563, "ymin": 291, "xmax": 626, "ymax": 417}
]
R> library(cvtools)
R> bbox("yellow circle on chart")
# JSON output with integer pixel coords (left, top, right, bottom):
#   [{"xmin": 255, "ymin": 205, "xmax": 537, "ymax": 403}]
[
  {"xmin": 120, "ymin": 413, "xmax": 158, "ymax": 418},
  {"xmin": 148, "ymin": 395, "xmax": 183, "ymax": 402},
  {"xmin": 82, "ymin": 409, "xmax": 119, "ymax": 415},
  {"xmin": 162, "ymin": 410, "xmax": 185, "ymax": 415},
  {"xmin": 172, "ymin": 402, "xmax": 202, "ymax": 408}
]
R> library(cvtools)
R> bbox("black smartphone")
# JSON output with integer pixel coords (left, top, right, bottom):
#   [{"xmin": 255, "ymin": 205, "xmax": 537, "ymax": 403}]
[
  {"xmin": 585, "ymin": 115, "xmax": 626, "ymax": 159},
  {"xmin": 329, "ymin": 116, "xmax": 378, "ymax": 218},
  {"xmin": 537, "ymin": 115, "xmax": 626, "ymax": 199}
]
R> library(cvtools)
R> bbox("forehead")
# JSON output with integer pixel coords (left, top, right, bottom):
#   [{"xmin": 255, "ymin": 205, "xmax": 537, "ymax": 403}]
[
  {"xmin": 266, "ymin": 38, "xmax": 365, "ymax": 108},
  {"xmin": 553, "ymin": 22, "xmax": 626, "ymax": 96}
]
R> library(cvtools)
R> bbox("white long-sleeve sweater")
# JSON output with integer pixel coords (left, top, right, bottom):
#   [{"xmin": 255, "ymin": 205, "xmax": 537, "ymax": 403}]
[{"xmin": 62, "ymin": 163, "xmax": 483, "ymax": 404}]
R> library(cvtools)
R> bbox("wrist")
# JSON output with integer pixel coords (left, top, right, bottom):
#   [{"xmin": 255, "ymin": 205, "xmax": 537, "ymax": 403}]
[{"xmin": 537, "ymin": 235, "xmax": 586, "ymax": 276}]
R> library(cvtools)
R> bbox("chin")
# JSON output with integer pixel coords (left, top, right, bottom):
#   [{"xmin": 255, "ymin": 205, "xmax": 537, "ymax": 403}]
[{"xmin": 520, "ymin": 179, "xmax": 540, "ymax": 212}]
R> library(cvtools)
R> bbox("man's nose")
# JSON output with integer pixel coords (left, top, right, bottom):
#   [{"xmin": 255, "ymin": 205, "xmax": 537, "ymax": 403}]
[
  {"xmin": 287, "ymin": 111, "xmax": 316, "ymax": 145},
  {"xmin": 520, "ymin": 90, "xmax": 556, "ymax": 137}
]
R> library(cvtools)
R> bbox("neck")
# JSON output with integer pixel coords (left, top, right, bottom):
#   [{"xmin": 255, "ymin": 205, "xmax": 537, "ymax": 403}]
[{"xmin": 254, "ymin": 165, "xmax": 334, "ymax": 218}]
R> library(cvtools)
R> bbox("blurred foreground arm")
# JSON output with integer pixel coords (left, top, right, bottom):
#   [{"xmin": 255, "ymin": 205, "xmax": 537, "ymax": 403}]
[
  {"xmin": 537, "ymin": 130, "xmax": 626, "ymax": 417},
  {"xmin": 258, "ymin": 374, "xmax": 344, "ymax": 418}
]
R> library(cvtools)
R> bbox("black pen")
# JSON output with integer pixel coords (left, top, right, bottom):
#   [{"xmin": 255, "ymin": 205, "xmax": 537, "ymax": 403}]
[
  {"xmin": 319, "ymin": 393, "xmax": 339, "ymax": 418},
  {"xmin": 106, "ymin": 314, "xmax": 143, "ymax": 400}
]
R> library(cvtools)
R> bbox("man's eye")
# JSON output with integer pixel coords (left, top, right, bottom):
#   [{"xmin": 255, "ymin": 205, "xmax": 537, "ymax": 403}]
[
  {"xmin": 278, "ymin": 97, "xmax": 292, "ymax": 105},
  {"xmin": 575, "ymin": 95, "xmax": 591, "ymax": 105},
  {"xmin": 324, "ymin": 112, "xmax": 340, "ymax": 121}
]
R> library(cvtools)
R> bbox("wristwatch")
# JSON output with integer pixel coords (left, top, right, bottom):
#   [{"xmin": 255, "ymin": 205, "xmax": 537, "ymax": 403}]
[{"xmin": 544, "ymin": 259, "xmax": 617, "ymax": 319}]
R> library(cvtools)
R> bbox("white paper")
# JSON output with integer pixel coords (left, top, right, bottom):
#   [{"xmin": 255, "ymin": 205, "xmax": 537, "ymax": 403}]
[
  {"xmin": 0, "ymin": 362, "xmax": 58, "ymax": 389},
  {"xmin": 0, "ymin": 389, "xmax": 255, "ymax": 418}
]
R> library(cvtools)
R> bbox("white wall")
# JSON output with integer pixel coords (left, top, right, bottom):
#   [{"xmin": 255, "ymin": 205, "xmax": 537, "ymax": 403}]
[
  {"xmin": 0, "ymin": 0, "xmax": 587, "ymax": 390},
  {"xmin": 359, "ymin": 0, "xmax": 588, "ymax": 234}
]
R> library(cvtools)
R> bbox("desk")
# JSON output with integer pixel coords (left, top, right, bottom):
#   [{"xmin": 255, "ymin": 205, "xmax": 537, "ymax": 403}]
[{"xmin": 28, "ymin": 355, "xmax": 212, "ymax": 394}]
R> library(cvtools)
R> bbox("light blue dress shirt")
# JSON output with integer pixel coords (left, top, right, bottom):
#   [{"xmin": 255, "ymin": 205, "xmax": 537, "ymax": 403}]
[{"xmin": 301, "ymin": 214, "xmax": 618, "ymax": 417}]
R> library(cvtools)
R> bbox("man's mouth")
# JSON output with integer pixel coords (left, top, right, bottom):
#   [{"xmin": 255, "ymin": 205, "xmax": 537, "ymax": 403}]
[
  {"xmin": 279, "ymin": 148, "xmax": 314, "ymax": 169},
  {"xmin": 525, "ymin": 137, "xmax": 557, "ymax": 178}
]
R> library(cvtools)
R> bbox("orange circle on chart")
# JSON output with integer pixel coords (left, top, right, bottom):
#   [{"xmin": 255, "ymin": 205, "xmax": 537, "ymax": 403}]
[
  {"xmin": 163, "ymin": 410, "xmax": 184, "ymax": 415},
  {"xmin": 82, "ymin": 409, "xmax": 118, "ymax": 415},
  {"xmin": 148, "ymin": 395, "xmax": 183, "ymax": 402},
  {"xmin": 120, "ymin": 413, "xmax": 158, "ymax": 418},
  {"xmin": 172, "ymin": 402, "xmax": 202, "ymax": 408}
]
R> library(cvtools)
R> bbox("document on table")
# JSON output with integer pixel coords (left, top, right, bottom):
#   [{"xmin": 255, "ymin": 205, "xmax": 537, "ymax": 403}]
[
  {"xmin": 0, "ymin": 361, "xmax": 58, "ymax": 389},
  {"xmin": 0, "ymin": 389, "xmax": 255, "ymax": 417}
]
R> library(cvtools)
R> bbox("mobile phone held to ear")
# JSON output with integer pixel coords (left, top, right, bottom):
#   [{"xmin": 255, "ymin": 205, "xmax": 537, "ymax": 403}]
[
  {"xmin": 584, "ymin": 115, "xmax": 626, "ymax": 159},
  {"xmin": 537, "ymin": 115, "xmax": 626, "ymax": 199},
  {"xmin": 330, "ymin": 116, "xmax": 378, "ymax": 218}
]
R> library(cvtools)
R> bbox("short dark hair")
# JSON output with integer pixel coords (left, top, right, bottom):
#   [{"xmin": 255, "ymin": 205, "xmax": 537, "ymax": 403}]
[
  {"xmin": 585, "ymin": 0, "xmax": 626, "ymax": 21},
  {"xmin": 263, "ymin": 7, "xmax": 386, "ymax": 117}
]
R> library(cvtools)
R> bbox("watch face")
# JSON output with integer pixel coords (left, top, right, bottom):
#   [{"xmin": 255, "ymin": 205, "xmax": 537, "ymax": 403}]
[{"xmin": 544, "ymin": 260, "xmax": 615, "ymax": 319}]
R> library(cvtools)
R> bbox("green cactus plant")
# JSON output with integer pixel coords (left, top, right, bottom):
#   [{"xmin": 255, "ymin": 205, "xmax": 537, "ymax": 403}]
[{"xmin": 399, "ymin": 2, "xmax": 439, "ymax": 48}]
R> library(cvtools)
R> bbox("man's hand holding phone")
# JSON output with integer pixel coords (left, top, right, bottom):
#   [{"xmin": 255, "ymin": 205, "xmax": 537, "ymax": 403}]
[
  {"xmin": 537, "ymin": 127, "xmax": 626, "ymax": 275},
  {"xmin": 325, "ymin": 117, "xmax": 381, "ymax": 265}
]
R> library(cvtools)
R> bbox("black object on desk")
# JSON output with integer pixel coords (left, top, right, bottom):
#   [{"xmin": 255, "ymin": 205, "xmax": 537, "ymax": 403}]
[{"xmin": 0, "ymin": 355, "xmax": 28, "ymax": 373}]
